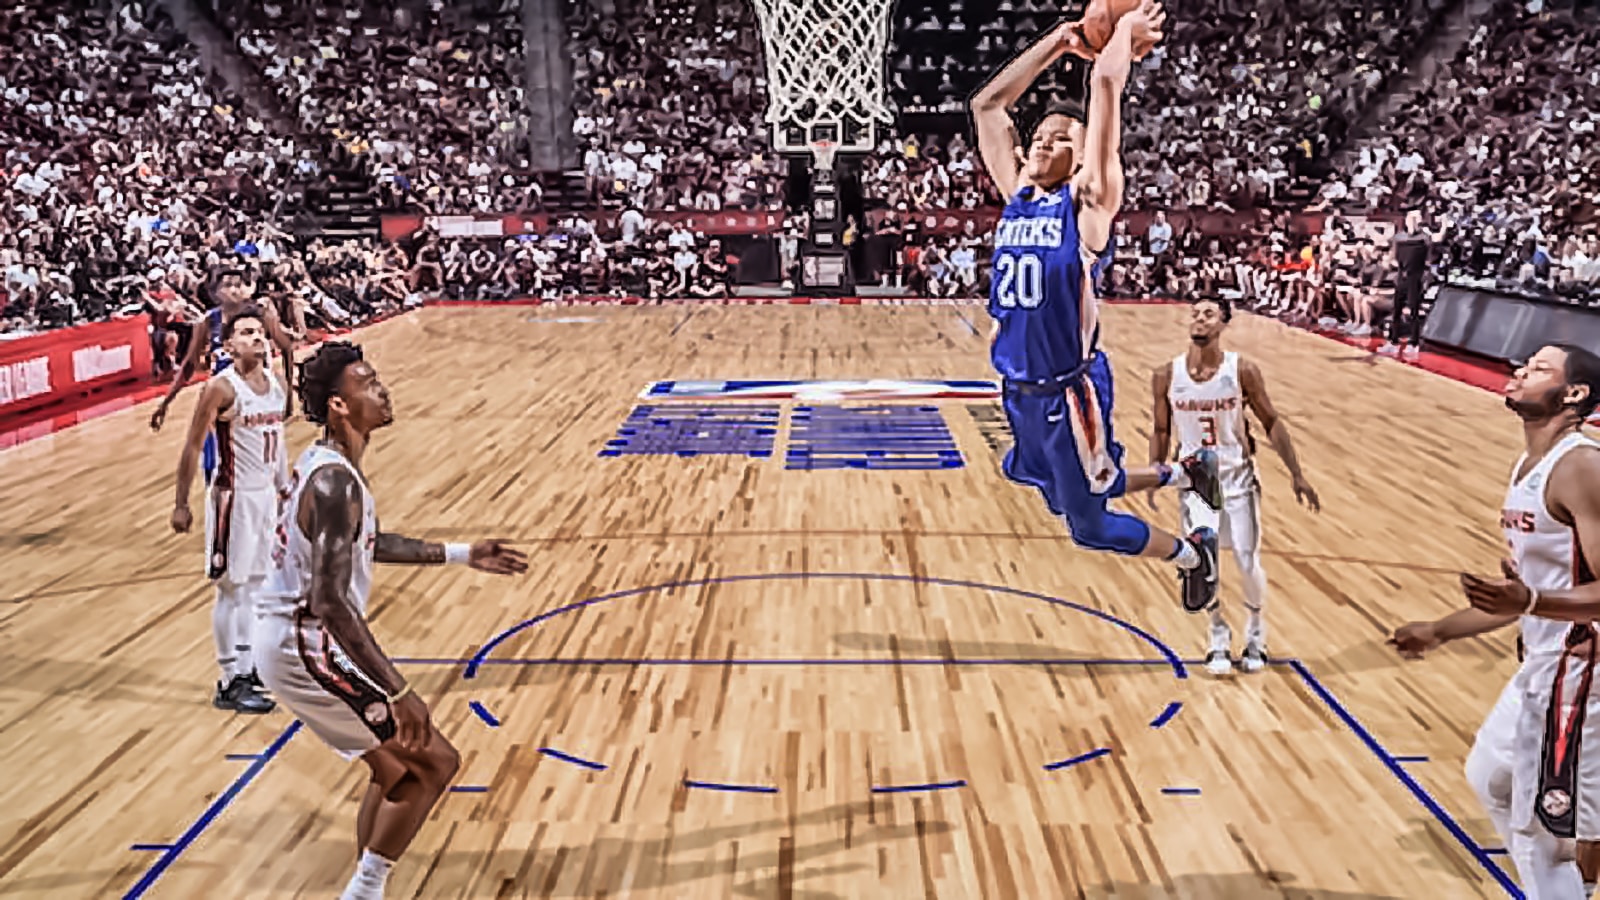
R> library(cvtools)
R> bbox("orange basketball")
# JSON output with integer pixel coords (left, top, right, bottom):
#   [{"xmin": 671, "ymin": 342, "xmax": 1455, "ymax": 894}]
[{"xmin": 1078, "ymin": 0, "xmax": 1144, "ymax": 52}]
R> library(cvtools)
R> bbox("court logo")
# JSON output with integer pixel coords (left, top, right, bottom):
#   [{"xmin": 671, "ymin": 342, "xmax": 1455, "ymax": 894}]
[{"xmin": 642, "ymin": 379, "xmax": 1000, "ymax": 402}]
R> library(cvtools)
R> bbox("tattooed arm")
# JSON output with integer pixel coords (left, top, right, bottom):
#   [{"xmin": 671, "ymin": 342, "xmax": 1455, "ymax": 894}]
[
  {"xmin": 304, "ymin": 465, "xmax": 408, "ymax": 696},
  {"xmin": 374, "ymin": 532, "xmax": 447, "ymax": 565}
]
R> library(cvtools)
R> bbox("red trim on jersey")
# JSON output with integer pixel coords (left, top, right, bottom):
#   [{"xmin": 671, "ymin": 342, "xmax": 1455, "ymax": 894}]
[{"xmin": 214, "ymin": 420, "xmax": 235, "ymax": 491}]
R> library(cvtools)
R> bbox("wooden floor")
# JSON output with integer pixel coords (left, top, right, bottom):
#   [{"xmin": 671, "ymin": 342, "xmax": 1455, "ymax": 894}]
[{"xmin": 0, "ymin": 303, "xmax": 1534, "ymax": 898}]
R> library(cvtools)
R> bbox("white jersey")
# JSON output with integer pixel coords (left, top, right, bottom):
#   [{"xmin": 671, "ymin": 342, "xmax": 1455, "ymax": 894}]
[
  {"xmin": 215, "ymin": 366, "xmax": 287, "ymax": 493},
  {"xmin": 1503, "ymin": 431, "xmax": 1600, "ymax": 661},
  {"xmin": 1169, "ymin": 351, "xmax": 1256, "ymax": 495},
  {"xmin": 260, "ymin": 443, "xmax": 377, "ymax": 618}
]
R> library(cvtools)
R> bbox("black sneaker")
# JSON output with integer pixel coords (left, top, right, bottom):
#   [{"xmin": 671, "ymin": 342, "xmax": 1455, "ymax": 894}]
[
  {"xmin": 1181, "ymin": 449, "xmax": 1223, "ymax": 510},
  {"xmin": 212, "ymin": 680, "xmax": 234, "ymax": 711},
  {"xmin": 1180, "ymin": 527, "xmax": 1220, "ymax": 614},
  {"xmin": 245, "ymin": 669, "xmax": 269, "ymax": 693},
  {"xmin": 220, "ymin": 674, "xmax": 276, "ymax": 714}
]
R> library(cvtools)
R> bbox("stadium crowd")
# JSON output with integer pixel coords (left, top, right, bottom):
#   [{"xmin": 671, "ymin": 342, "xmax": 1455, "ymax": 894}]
[{"xmin": 4, "ymin": 0, "xmax": 1599, "ymax": 348}]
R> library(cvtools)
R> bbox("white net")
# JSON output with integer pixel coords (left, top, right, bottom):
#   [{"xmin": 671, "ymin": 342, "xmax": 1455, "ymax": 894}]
[{"xmin": 750, "ymin": 0, "xmax": 896, "ymax": 154}]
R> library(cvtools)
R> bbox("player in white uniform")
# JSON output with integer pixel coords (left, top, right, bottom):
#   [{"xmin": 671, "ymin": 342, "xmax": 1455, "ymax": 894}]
[
  {"xmin": 1151, "ymin": 297, "xmax": 1321, "ymax": 674},
  {"xmin": 171, "ymin": 306, "xmax": 285, "ymax": 714},
  {"xmin": 257, "ymin": 341, "xmax": 526, "ymax": 900},
  {"xmin": 1393, "ymin": 344, "xmax": 1600, "ymax": 898}
]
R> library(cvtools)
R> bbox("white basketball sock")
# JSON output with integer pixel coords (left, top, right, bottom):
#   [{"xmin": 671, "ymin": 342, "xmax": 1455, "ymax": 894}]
[
  {"xmin": 1509, "ymin": 829, "xmax": 1586, "ymax": 899},
  {"xmin": 233, "ymin": 578, "xmax": 262, "ymax": 676},
  {"xmin": 1236, "ymin": 552, "xmax": 1268, "ymax": 647},
  {"xmin": 339, "ymin": 849, "xmax": 394, "ymax": 900},
  {"xmin": 213, "ymin": 582, "xmax": 242, "ymax": 682}
]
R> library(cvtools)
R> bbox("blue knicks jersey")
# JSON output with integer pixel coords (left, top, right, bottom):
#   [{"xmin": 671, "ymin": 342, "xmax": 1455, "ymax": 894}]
[
  {"xmin": 206, "ymin": 307, "xmax": 233, "ymax": 374},
  {"xmin": 988, "ymin": 183, "xmax": 1115, "ymax": 381}
]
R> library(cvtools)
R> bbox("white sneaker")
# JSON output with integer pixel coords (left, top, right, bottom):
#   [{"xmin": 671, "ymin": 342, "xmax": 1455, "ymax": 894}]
[
  {"xmin": 1205, "ymin": 649, "xmax": 1234, "ymax": 675},
  {"xmin": 1377, "ymin": 342, "xmax": 1400, "ymax": 356},
  {"xmin": 1401, "ymin": 345, "xmax": 1421, "ymax": 361},
  {"xmin": 1239, "ymin": 643, "xmax": 1267, "ymax": 673}
]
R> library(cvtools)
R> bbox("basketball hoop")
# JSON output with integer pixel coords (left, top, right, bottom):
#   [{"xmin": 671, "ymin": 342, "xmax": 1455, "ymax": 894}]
[{"xmin": 750, "ymin": 0, "xmax": 895, "ymax": 157}]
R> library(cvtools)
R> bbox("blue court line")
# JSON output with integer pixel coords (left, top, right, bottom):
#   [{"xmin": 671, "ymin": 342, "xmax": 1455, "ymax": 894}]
[
  {"xmin": 448, "ymin": 785, "xmax": 490, "ymax": 793},
  {"xmin": 1289, "ymin": 660, "xmax": 1522, "ymax": 898},
  {"xmin": 122, "ymin": 720, "xmax": 302, "ymax": 900},
  {"xmin": 1149, "ymin": 701, "xmax": 1183, "ymax": 729},
  {"xmin": 683, "ymin": 779, "xmax": 779, "ymax": 794},
  {"xmin": 1042, "ymin": 747, "xmax": 1112, "ymax": 772},
  {"xmin": 538, "ymin": 747, "xmax": 608, "ymax": 771},
  {"xmin": 460, "ymin": 572, "xmax": 1189, "ymax": 681},
  {"xmin": 400, "ymin": 656, "xmax": 1188, "ymax": 667},
  {"xmin": 1160, "ymin": 787, "xmax": 1202, "ymax": 795},
  {"xmin": 468, "ymin": 700, "xmax": 501, "ymax": 727},
  {"xmin": 128, "ymin": 844, "xmax": 171, "ymax": 852},
  {"xmin": 1393, "ymin": 755, "xmax": 1430, "ymax": 763},
  {"xmin": 871, "ymin": 780, "xmax": 967, "ymax": 794},
  {"xmin": 223, "ymin": 753, "xmax": 261, "ymax": 761}
]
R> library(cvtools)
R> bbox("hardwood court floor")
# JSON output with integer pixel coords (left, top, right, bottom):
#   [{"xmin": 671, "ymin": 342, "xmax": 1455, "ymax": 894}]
[{"xmin": 0, "ymin": 303, "xmax": 1533, "ymax": 898}]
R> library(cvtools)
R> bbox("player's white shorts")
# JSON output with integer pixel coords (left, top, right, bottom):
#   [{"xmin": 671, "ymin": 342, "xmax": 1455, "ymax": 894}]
[
  {"xmin": 1180, "ymin": 475, "xmax": 1261, "ymax": 555},
  {"xmin": 254, "ymin": 611, "xmax": 394, "ymax": 761},
  {"xmin": 1511, "ymin": 651, "xmax": 1600, "ymax": 840},
  {"xmin": 205, "ymin": 486, "xmax": 277, "ymax": 584}
]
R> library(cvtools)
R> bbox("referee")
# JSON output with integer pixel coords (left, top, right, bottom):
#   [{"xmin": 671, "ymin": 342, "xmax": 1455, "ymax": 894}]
[{"xmin": 1385, "ymin": 210, "xmax": 1431, "ymax": 358}]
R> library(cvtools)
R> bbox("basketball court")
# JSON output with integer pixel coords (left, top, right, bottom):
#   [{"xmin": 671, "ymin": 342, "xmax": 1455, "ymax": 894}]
[{"xmin": 0, "ymin": 302, "xmax": 1530, "ymax": 897}]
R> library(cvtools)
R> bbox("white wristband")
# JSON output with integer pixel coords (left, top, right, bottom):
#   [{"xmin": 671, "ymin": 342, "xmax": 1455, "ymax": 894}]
[
  {"xmin": 445, "ymin": 542, "xmax": 471, "ymax": 565},
  {"xmin": 1524, "ymin": 586, "xmax": 1541, "ymax": 616}
]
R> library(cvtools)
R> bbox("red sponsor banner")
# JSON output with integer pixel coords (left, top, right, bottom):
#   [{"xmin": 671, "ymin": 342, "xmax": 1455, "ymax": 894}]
[{"xmin": 0, "ymin": 315, "xmax": 153, "ymax": 418}]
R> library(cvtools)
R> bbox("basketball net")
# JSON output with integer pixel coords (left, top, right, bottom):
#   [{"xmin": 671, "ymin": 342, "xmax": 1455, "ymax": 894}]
[{"xmin": 750, "ymin": 0, "xmax": 895, "ymax": 163}]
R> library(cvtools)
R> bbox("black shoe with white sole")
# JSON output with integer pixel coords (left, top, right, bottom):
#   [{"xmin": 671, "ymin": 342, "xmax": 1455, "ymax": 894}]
[
  {"xmin": 1180, "ymin": 527, "xmax": 1220, "ymax": 614},
  {"xmin": 1181, "ymin": 448, "xmax": 1223, "ymax": 510}
]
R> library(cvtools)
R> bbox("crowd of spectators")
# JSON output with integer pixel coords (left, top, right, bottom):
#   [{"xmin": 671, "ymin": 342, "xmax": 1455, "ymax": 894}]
[
  {"xmin": 1321, "ymin": 0, "xmax": 1600, "ymax": 290},
  {"xmin": 566, "ymin": 0, "xmax": 786, "ymax": 212},
  {"xmin": 223, "ymin": 0, "xmax": 541, "ymax": 214}
]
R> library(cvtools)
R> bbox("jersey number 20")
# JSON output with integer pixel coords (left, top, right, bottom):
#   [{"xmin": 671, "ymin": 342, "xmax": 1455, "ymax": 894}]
[{"xmin": 994, "ymin": 254, "xmax": 1044, "ymax": 309}]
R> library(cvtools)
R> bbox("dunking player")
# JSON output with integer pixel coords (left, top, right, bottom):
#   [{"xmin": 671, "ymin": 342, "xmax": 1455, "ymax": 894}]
[
  {"xmin": 970, "ymin": 0, "xmax": 1223, "ymax": 612},
  {"xmin": 150, "ymin": 268, "xmax": 295, "ymax": 484},
  {"xmin": 1391, "ymin": 344, "xmax": 1600, "ymax": 898},
  {"xmin": 1151, "ymin": 297, "xmax": 1320, "ymax": 674},
  {"xmin": 258, "ymin": 341, "xmax": 527, "ymax": 899},
  {"xmin": 169, "ymin": 306, "xmax": 284, "ymax": 714}
]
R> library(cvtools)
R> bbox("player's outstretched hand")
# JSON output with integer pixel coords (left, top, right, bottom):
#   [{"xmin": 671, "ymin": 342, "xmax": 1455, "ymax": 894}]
[
  {"xmin": 1462, "ymin": 570, "xmax": 1532, "ymax": 617},
  {"xmin": 170, "ymin": 505, "xmax": 193, "ymax": 534},
  {"xmin": 1121, "ymin": 0, "xmax": 1166, "ymax": 57},
  {"xmin": 1293, "ymin": 476, "xmax": 1321, "ymax": 512},
  {"xmin": 1387, "ymin": 621, "xmax": 1441, "ymax": 659},
  {"xmin": 392, "ymin": 691, "xmax": 433, "ymax": 752},
  {"xmin": 469, "ymin": 540, "xmax": 529, "ymax": 575},
  {"xmin": 149, "ymin": 404, "xmax": 168, "ymax": 432}
]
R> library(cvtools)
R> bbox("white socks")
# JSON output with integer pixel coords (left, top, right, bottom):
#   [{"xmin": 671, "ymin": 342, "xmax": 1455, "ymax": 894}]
[
  {"xmin": 340, "ymin": 850, "xmax": 394, "ymax": 900},
  {"xmin": 213, "ymin": 580, "xmax": 259, "ymax": 681},
  {"xmin": 1170, "ymin": 539, "xmax": 1201, "ymax": 570}
]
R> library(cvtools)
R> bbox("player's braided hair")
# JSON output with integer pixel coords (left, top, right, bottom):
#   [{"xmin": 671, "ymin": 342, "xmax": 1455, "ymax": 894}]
[
  {"xmin": 298, "ymin": 341, "xmax": 364, "ymax": 426},
  {"xmin": 1554, "ymin": 343, "xmax": 1600, "ymax": 420},
  {"xmin": 221, "ymin": 304, "xmax": 265, "ymax": 340}
]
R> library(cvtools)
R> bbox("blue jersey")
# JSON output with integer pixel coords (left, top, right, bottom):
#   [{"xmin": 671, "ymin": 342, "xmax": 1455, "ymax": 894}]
[
  {"xmin": 206, "ymin": 307, "xmax": 233, "ymax": 374},
  {"xmin": 988, "ymin": 183, "xmax": 1115, "ymax": 382}
]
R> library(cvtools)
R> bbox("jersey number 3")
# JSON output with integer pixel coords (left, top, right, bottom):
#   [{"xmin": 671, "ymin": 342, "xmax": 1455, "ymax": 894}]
[
  {"xmin": 1199, "ymin": 415, "xmax": 1218, "ymax": 448},
  {"xmin": 995, "ymin": 254, "xmax": 1044, "ymax": 309}
]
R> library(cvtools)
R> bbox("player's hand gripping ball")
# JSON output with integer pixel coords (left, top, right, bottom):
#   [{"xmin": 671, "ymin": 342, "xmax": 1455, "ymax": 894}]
[{"xmin": 1075, "ymin": 0, "xmax": 1165, "ymax": 58}]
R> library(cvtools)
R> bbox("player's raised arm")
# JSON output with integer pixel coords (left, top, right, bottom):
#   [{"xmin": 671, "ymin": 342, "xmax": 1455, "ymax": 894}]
[
  {"xmin": 170, "ymin": 376, "xmax": 236, "ymax": 534},
  {"xmin": 1074, "ymin": 0, "xmax": 1164, "ymax": 253},
  {"xmin": 970, "ymin": 21, "xmax": 1093, "ymax": 200},
  {"xmin": 150, "ymin": 316, "xmax": 211, "ymax": 431},
  {"xmin": 1472, "ymin": 449, "xmax": 1600, "ymax": 621},
  {"xmin": 1239, "ymin": 358, "xmax": 1320, "ymax": 511}
]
